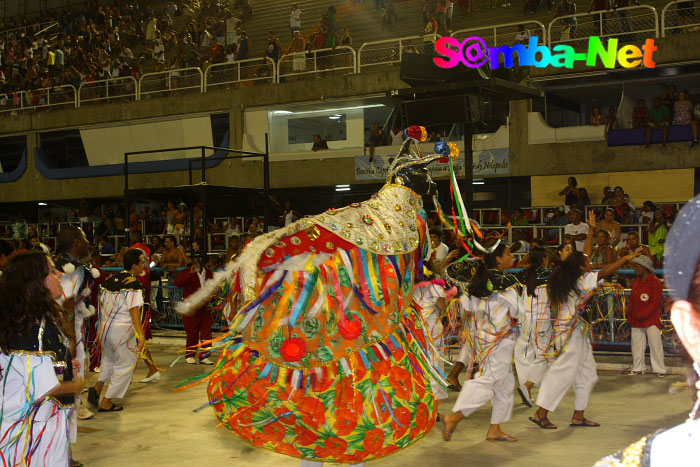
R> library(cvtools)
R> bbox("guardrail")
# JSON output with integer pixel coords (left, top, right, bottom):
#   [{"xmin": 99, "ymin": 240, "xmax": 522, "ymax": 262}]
[
  {"xmin": 204, "ymin": 57, "xmax": 276, "ymax": 90},
  {"xmin": 78, "ymin": 76, "xmax": 137, "ymax": 106},
  {"xmin": 452, "ymin": 21, "xmax": 547, "ymax": 47},
  {"xmin": 662, "ymin": 0, "xmax": 700, "ymax": 36},
  {"xmin": 138, "ymin": 67, "xmax": 203, "ymax": 100},
  {"xmin": 278, "ymin": 45, "xmax": 356, "ymax": 82},
  {"xmin": 548, "ymin": 5, "xmax": 659, "ymax": 47},
  {"xmin": 357, "ymin": 35, "xmax": 425, "ymax": 73},
  {"xmin": 0, "ymin": 20, "xmax": 57, "ymax": 42},
  {"xmin": 0, "ymin": 85, "xmax": 77, "ymax": 114}
]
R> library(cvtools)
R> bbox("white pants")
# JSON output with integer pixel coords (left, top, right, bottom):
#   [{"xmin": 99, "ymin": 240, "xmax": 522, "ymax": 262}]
[
  {"xmin": 514, "ymin": 321, "xmax": 549, "ymax": 387},
  {"xmin": 98, "ymin": 324, "xmax": 137, "ymax": 400},
  {"xmin": 452, "ymin": 337, "xmax": 515, "ymax": 424},
  {"xmin": 292, "ymin": 53, "xmax": 306, "ymax": 71},
  {"xmin": 536, "ymin": 326, "xmax": 598, "ymax": 412},
  {"xmin": 631, "ymin": 326, "xmax": 666, "ymax": 374},
  {"xmin": 428, "ymin": 322, "xmax": 448, "ymax": 400}
]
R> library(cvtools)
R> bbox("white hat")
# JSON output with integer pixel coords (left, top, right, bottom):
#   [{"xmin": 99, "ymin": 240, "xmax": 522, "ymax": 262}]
[{"xmin": 630, "ymin": 255, "xmax": 654, "ymax": 272}]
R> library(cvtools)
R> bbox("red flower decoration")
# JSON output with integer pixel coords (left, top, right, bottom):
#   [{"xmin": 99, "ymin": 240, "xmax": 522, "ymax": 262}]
[
  {"xmin": 338, "ymin": 315, "xmax": 363, "ymax": 340},
  {"xmin": 406, "ymin": 125, "xmax": 427, "ymax": 142},
  {"xmin": 363, "ymin": 428, "xmax": 386, "ymax": 454},
  {"xmin": 280, "ymin": 337, "xmax": 307, "ymax": 362},
  {"xmin": 438, "ymin": 156, "xmax": 450, "ymax": 163}
]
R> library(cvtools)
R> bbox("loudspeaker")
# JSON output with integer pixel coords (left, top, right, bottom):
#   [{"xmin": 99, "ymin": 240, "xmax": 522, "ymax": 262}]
[{"xmin": 399, "ymin": 52, "xmax": 487, "ymax": 86}]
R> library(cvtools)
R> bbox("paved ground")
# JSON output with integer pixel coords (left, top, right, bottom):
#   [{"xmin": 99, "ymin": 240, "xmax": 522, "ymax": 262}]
[{"xmin": 73, "ymin": 341, "xmax": 692, "ymax": 467}]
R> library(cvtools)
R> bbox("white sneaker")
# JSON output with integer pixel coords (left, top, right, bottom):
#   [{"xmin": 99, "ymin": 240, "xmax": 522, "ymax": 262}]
[
  {"xmin": 199, "ymin": 358, "xmax": 215, "ymax": 365},
  {"xmin": 139, "ymin": 371, "xmax": 161, "ymax": 383},
  {"xmin": 185, "ymin": 357, "xmax": 196, "ymax": 364},
  {"xmin": 78, "ymin": 405, "xmax": 94, "ymax": 420}
]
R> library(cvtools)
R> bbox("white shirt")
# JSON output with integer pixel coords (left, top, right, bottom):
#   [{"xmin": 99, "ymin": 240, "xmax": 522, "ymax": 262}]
[
  {"xmin": 152, "ymin": 40, "xmax": 165, "ymax": 62},
  {"xmin": 284, "ymin": 211, "xmax": 294, "ymax": 226},
  {"xmin": 290, "ymin": 8, "xmax": 302, "ymax": 28},
  {"xmin": 0, "ymin": 354, "xmax": 59, "ymax": 424},
  {"xmin": 197, "ymin": 268, "xmax": 206, "ymax": 287},
  {"xmin": 433, "ymin": 242, "xmax": 449, "ymax": 261},
  {"xmin": 460, "ymin": 286, "xmax": 522, "ymax": 350},
  {"xmin": 552, "ymin": 271, "xmax": 601, "ymax": 332},
  {"xmin": 564, "ymin": 222, "xmax": 589, "ymax": 252},
  {"xmin": 413, "ymin": 283, "xmax": 446, "ymax": 329},
  {"xmin": 99, "ymin": 288, "xmax": 144, "ymax": 326}
]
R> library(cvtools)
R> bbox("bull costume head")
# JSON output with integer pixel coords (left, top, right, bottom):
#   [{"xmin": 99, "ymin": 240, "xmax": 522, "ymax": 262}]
[{"xmin": 386, "ymin": 137, "xmax": 441, "ymax": 197}]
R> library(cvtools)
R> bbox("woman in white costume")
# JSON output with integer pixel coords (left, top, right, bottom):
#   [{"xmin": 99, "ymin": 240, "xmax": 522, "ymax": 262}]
[
  {"xmin": 530, "ymin": 213, "xmax": 641, "ymax": 429},
  {"xmin": 0, "ymin": 252, "xmax": 85, "ymax": 466},
  {"xmin": 441, "ymin": 242, "xmax": 522, "ymax": 442},
  {"xmin": 514, "ymin": 245, "xmax": 553, "ymax": 407}
]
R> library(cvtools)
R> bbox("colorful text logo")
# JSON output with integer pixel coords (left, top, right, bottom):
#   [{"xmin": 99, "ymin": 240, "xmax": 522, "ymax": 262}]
[{"xmin": 433, "ymin": 36, "xmax": 657, "ymax": 70}]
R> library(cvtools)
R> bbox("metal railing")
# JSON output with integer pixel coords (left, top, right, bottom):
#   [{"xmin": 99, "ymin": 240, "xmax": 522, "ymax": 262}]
[
  {"xmin": 357, "ymin": 35, "xmax": 425, "ymax": 73},
  {"xmin": 0, "ymin": 20, "xmax": 57, "ymax": 42},
  {"xmin": 662, "ymin": 0, "xmax": 700, "ymax": 36},
  {"xmin": 548, "ymin": 5, "xmax": 659, "ymax": 47},
  {"xmin": 452, "ymin": 21, "xmax": 548, "ymax": 48},
  {"xmin": 0, "ymin": 85, "xmax": 76, "ymax": 114},
  {"xmin": 138, "ymin": 67, "xmax": 204, "ymax": 100},
  {"xmin": 78, "ymin": 76, "xmax": 137, "ymax": 106},
  {"xmin": 204, "ymin": 57, "xmax": 276, "ymax": 90},
  {"xmin": 277, "ymin": 45, "xmax": 356, "ymax": 82}
]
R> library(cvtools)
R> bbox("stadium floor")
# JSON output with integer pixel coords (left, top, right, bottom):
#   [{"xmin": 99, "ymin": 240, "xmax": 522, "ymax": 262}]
[{"xmin": 73, "ymin": 340, "xmax": 691, "ymax": 467}]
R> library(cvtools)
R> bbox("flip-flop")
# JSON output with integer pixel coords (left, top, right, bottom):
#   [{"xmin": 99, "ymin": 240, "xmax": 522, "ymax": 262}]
[
  {"xmin": 447, "ymin": 384, "xmax": 462, "ymax": 391},
  {"xmin": 98, "ymin": 405, "xmax": 124, "ymax": 413},
  {"xmin": 87, "ymin": 387, "xmax": 99, "ymax": 407},
  {"xmin": 438, "ymin": 415, "xmax": 453, "ymax": 441},
  {"xmin": 570, "ymin": 418, "xmax": 600, "ymax": 427},
  {"xmin": 486, "ymin": 435, "xmax": 518, "ymax": 442},
  {"xmin": 529, "ymin": 416, "xmax": 557, "ymax": 429},
  {"xmin": 517, "ymin": 386, "xmax": 533, "ymax": 407}
]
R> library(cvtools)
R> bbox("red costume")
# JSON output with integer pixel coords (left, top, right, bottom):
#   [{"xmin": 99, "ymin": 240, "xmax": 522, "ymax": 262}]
[
  {"xmin": 627, "ymin": 273, "xmax": 664, "ymax": 329},
  {"xmin": 174, "ymin": 267, "xmax": 215, "ymax": 359}
]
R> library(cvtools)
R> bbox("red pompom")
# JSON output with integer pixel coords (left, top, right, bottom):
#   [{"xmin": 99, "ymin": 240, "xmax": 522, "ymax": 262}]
[
  {"xmin": 438, "ymin": 157, "xmax": 449, "ymax": 163},
  {"xmin": 406, "ymin": 125, "xmax": 427, "ymax": 142},
  {"xmin": 280, "ymin": 337, "xmax": 307, "ymax": 362},
  {"xmin": 338, "ymin": 316, "xmax": 363, "ymax": 340}
]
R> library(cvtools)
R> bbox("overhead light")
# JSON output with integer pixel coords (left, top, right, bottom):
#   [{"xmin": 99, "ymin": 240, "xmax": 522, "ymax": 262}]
[
  {"xmin": 272, "ymin": 110, "xmax": 293, "ymax": 115},
  {"xmin": 472, "ymin": 181, "xmax": 484, "ymax": 185},
  {"xmin": 336, "ymin": 184, "xmax": 350, "ymax": 189},
  {"xmin": 335, "ymin": 187, "xmax": 351, "ymax": 192},
  {"xmin": 271, "ymin": 104, "xmax": 384, "ymax": 117},
  {"xmin": 329, "ymin": 116, "xmax": 341, "ymax": 120},
  {"xmin": 38, "ymin": 202, "xmax": 47, "ymax": 206}
]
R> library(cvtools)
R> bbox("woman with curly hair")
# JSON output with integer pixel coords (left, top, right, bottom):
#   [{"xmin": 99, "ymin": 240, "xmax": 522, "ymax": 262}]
[
  {"xmin": 0, "ymin": 252, "xmax": 85, "ymax": 466},
  {"xmin": 441, "ymin": 241, "xmax": 523, "ymax": 442},
  {"xmin": 530, "ymin": 213, "xmax": 641, "ymax": 429}
]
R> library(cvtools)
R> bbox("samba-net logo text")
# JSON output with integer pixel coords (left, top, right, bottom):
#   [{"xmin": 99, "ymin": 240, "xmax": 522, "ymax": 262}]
[{"xmin": 433, "ymin": 36, "xmax": 657, "ymax": 70}]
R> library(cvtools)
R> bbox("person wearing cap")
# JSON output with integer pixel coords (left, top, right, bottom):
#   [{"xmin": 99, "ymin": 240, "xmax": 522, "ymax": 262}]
[
  {"xmin": 594, "ymin": 194, "xmax": 700, "ymax": 466},
  {"xmin": 174, "ymin": 255, "xmax": 215, "ymax": 364},
  {"xmin": 626, "ymin": 255, "xmax": 666, "ymax": 376}
]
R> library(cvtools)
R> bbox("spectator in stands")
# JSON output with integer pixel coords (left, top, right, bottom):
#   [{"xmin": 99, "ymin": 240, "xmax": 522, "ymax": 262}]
[
  {"xmin": 382, "ymin": 1, "xmax": 398, "ymax": 29},
  {"xmin": 312, "ymin": 134, "xmax": 329, "ymax": 151},
  {"xmin": 564, "ymin": 208, "xmax": 588, "ymax": 251},
  {"xmin": 434, "ymin": 0, "xmax": 448, "ymax": 35},
  {"xmin": 618, "ymin": 231, "xmax": 652, "ymax": 260},
  {"xmin": 388, "ymin": 122, "xmax": 404, "ymax": 145},
  {"xmin": 556, "ymin": 0, "xmax": 578, "ymax": 36},
  {"xmin": 29, "ymin": 234, "xmax": 51, "ymax": 255},
  {"xmin": 646, "ymin": 97, "xmax": 671, "ymax": 147},
  {"xmin": 632, "ymin": 99, "xmax": 648, "ymax": 128},
  {"xmin": 11, "ymin": 213, "xmax": 27, "ymax": 240},
  {"xmin": 590, "ymin": 229, "xmax": 615, "ymax": 267},
  {"xmin": 150, "ymin": 236, "xmax": 164, "ymax": 256},
  {"xmin": 368, "ymin": 122, "xmax": 385, "ymax": 162},
  {"xmin": 673, "ymin": 89, "xmax": 693, "ymax": 127},
  {"xmin": 511, "ymin": 208, "xmax": 529, "ymax": 226},
  {"xmin": 613, "ymin": 0, "xmax": 639, "ymax": 38},
  {"xmin": 161, "ymin": 235, "xmax": 186, "ymax": 274},
  {"xmin": 559, "ymin": 176, "xmax": 579, "ymax": 209},
  {"xmin": 659, "ymin": 84, "xmax": 677, "ymax": 109},
  {"xmin": 289, "ymin": 4, "xmax": 302, "ymax": 38},
  {"xmin": 619, "ymin": 203, "xmax": 639, "ymax": 229},
  {"xmin": 648, "ymin": 209, "xmax": 669, "ymax": 266},
  {"xmin": 546, "ymin": 206, "xmax": 568, "ymax": 243},
  {"xmin": 237, "ymin": 32, "xmax": 250, "ymax": 60},
  {"xmin": 423, "ymin": 13, "xmax": 439, "ymax": 54},
  {"xmin": 429, "ymin": 228, "xmax": 458, "ymax": 272},
  {"xmin": 284, "ymin": 201, "xmax": 301, "ymax": 226},
  {"xmin": 0, "ymin": 239, "xmax": 15, "ymax": 269},
  {"xmin": 266, "ymin": 31, "xmax": 282, "ymax": 63},
  {"xmin": 98, "ymin": 236, "xmax": 116, "ymax": 255},
  {"xmin": 626, "ymin": 255, "xmax": 666, "ymax": 376},
  {"xmin": 639, "ymin": 200, "xmax": 656, "ymax": 224},
  {"xmin": 577, "ymin": 187, "xmax": 591, "ymax": 212},
  {"xmin": 598, "ymin": 207, "xmax": 622, "ymax": 248},
  {"xmin": 590, "ymin": 106, "xmax": 604, "ymax": 126},
  {"xmin": 613, "ymin": 186, "xmax": 635, "ymax": 210},
  {"xmin": 606, "ymin": 106, "xmax": 617, "ymax": 132},
  {"xmin": 287, "ymin": 31, "xmax": 306, "ymax": 72},
  {"xmin": 515, "ymin": 25, "xmax": 531, "ymax": 44},
  {"xmin": 511, "ymin": 229, "xmax": 531, "ymax": 254},
  {"xmin": 588, "ymin": 0, "xmax": 609, "ymax": 36}
]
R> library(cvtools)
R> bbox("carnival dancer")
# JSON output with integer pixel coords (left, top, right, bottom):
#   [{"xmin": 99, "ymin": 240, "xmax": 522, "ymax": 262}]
[
  {"xmin": 530, "ymin": 212, "xmax": 642, "ymax": 429},
  {"xmin": 514, "ymin": 245, "xmax": 553, "ymax": 407},
  {"xmin": 0, "ymin": 252, "xmax": 85, "ymax": 466},
  {"xmin": 88, "ymin": 249, "xmax": 148, "ymax": 412},
  {"xmin": 440, "ymin": 242, "xmax": 523, "ymax": 442},
  {"xmin": 174, "ymin": 255, "xmax": 215, "ymax": 364},
  {"xmin": 176, "ymin": 132, "xmax": 454, "ymax": 465},
  {"xmin": 413, "ymin": 278, "xmax": 457, "ymax": 401}
]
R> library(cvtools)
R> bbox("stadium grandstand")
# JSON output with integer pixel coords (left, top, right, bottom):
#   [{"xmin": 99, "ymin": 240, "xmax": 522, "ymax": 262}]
[{"xmin": 1, "ymin": 0, "xmax": 700, "ymax": 465}]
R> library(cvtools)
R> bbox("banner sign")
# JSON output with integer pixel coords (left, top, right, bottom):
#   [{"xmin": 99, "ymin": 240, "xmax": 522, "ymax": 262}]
[{"xmin": 355, "ymin": 148, "xmax": 508, "ymax": 181}]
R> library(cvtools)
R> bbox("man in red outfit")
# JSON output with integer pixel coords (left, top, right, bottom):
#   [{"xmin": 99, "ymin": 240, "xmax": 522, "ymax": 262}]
[
  {"xmin": 174, "ymin": 255, "xmax": 215, "ymax": 364},
  {"xmin": 626, "ymin": 255, "xmax": 666, "ymax": 376}
]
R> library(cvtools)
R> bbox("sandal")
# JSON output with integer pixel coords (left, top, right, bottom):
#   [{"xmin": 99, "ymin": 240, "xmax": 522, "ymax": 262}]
[
  {"xmin": 439, "ymin": 415, "xmax": 454, "ymax": 441},
  {"xmin": 98, "ymin": 405, "xmax": 124, "ymax": 413},
  {"xmin": 529, "ymin": 415, "xmax": 557, "ymax": 429},
  {"xmin": 447, "ymin": 383, "xmax": 462, "ymax": 392},
  {"xmin": 486, "ymin": 435, "xmax": 518, "ymax": 442},
  {"xmin": 570, "ymin": 418, "xmax": 600, "ymax": 427}
]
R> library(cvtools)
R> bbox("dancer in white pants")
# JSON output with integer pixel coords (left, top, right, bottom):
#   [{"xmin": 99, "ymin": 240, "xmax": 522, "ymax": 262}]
[
  {"xmin": 626, "ymin": 255, "xmax": 666, "ymax": 376},
  {"xmin": 514, "ymin": 246, "xmax": 552, "ymax": 407},
  {"xmin": 89, "ymin": 249, "xmax": 148, "ymax": 412},
  {"xmin": 441, "ymin": 242, "xmax": 522, "ymax": 442},
  {"xmin": 531, "ymin": 212, "xmax": 642, "ymax": 429}
]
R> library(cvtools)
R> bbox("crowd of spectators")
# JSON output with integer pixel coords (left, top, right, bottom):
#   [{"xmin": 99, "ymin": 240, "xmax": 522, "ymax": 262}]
[{"xmin": 629, "ymin": 85, "xmax": 700, "ymax": 147}]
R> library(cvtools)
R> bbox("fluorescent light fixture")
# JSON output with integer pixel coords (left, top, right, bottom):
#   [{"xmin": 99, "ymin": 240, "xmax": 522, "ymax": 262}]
[
  {"xmin": 272, "ymin": 110, "xmax": 293, "ymax": 115},
  {"xmin": 271, "ymin": 104, "xmax": 384, "ymax": 117},
  {"xmin": 335, "ymin": 187, "xmax": 351, "ymax": 192},
  {"xmin": 329, "ymin": 116, "xmax": 341, "ymax": 120},
  {"xmin": 472, "ymin": 181, "xmax": 485, "ymax": 185},
  {"xmin": 38, "ymin": 202, "xmax": 47, "ymax": 206},
  {"xmin": 336, "ymin": 184, "xmax": 350, "ymax": 188}
]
